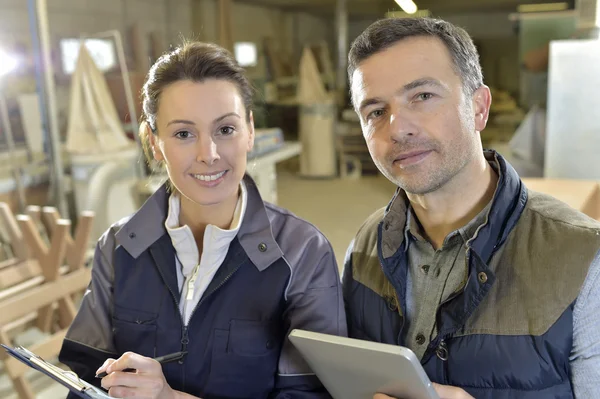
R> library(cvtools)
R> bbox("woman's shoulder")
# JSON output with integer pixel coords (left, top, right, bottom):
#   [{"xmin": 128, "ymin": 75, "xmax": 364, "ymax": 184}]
[
  {"xmin": 264, "ymin": 202, "xmax": 331, "ymax": 249},
  {"xmin": 95, "ymin": 215, "xmax": 134, "ymax": 251},
  {"xmin": 262, "ymin": 202, "xmax": 338, "ymax": 276}
]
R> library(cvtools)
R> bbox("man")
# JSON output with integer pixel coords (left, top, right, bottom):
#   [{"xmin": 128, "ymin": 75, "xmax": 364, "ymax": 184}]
[{"xmin": 343, "ymin": 17, "xmax": 600, "ymax": 399}]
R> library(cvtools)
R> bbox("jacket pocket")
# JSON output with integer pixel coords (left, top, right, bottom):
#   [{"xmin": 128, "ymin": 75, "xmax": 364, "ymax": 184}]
[
  {"xmin": 112, "ymin": 304, "xmax": 158, "ymax": 358},
  {"xmin": 205, "ymin": 320, "xmax": 282, "ymax": 398}
]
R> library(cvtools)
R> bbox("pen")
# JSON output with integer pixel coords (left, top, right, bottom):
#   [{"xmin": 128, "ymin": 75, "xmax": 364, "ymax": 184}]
[{"xmin": 95, "ymin": 351, "xmax": 188, "ymax": 378}]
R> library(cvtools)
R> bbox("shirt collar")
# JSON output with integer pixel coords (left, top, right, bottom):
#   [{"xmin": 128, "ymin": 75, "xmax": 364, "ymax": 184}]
[
  {"xmin": 383, "ymin": 150, "xmax": 504, "ymax": 257},
  {"xmin": 163, "ymin": 181, "xmax": 248, "ymax": 275}
]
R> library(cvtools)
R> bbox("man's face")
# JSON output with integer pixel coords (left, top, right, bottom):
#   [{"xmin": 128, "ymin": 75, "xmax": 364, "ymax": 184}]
[{"xmin": 351, "ymin": 36, "xmax": 490, "ymax": 195}]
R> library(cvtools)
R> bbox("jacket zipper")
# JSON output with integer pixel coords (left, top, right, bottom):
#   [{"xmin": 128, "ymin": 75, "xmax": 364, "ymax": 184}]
[
  {"xmin": 154, "ymin": 258, "xmax": 244, "ymax": 354},
  {"xmin": 186, "ymin": 263, "xmax": 242, "ymax": 323},
  {"xmin": 153, "ymin": 260, "xmax": 188, "ymax": 352}
]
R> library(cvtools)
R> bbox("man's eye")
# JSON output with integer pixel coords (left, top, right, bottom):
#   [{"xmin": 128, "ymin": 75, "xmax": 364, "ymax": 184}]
[
  {"xmin": 417, "ymin": 93, "xmax": 434, "ymax": 101},
  {"xmin": 367, "ymin": 109, "xmax": 385, "ymax": 120}
]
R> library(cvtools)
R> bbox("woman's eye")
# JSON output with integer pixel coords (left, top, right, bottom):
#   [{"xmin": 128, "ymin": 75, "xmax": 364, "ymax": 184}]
[
  {"xmin": 175, "ymin": 130, "xmax": 191, "ymax": 139},
  {"xmin": 219, "ymin": 126, "xmax": 234, "ymax": 135}
]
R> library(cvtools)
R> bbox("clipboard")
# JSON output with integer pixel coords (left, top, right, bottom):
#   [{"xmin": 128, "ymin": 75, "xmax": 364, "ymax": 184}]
[{"xmin": 1, "ymin": 344, "xmax": 114, "ymax": 399}]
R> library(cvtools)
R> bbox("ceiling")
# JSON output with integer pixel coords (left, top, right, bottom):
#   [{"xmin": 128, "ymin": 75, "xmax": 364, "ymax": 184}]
[{"xmin": 235, "ymin": 0, "xmax": 576, "ymax": 18}]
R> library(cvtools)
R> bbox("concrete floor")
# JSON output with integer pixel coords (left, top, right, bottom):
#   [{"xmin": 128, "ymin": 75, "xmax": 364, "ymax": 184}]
[
  {"xmin": 0, "ymin": 171, "xmax": 396, "ymax": 398},
  {"xmin": 277, "ymin": 171, "xmax": 396, "ymax": 269}
]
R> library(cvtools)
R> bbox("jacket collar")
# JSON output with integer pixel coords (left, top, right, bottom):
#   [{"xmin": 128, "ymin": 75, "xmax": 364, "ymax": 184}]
[
  {"xmin": 376, "ymin": 150, "xmax": 528, "ymax": 349},
  {"xmin": 114, "ymin": 174, "xmax": 283, "ymax": 271},
  {"xmin": 380, "ymin": 150, "xmax": 527, "ymax": 262}
]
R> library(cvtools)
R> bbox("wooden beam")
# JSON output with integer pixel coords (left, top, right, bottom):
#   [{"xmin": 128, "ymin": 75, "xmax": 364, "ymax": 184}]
[
  {"xmin": 219, "ymin": 0, "xmax": 233, "ymax": 52},
  {"xmin": 0, "ymin": 203, "xmax": 29, "ymax": 261},
  {"xmin": 0, "ymin": 268, "xmax": 91, "ymax": 325},
  {"xmin": 0, "ymin": 259, "xmax": 42, "ymax": 290},
  {"xmin": 42, "ymin": 207, "xmax": 94, "ymax": 271},
  {"xmin": 3, "ymin": 329, "xmax": 68, "ymax": 379}
]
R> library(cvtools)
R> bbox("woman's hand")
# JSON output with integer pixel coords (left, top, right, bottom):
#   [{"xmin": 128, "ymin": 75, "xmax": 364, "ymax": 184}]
[{"xmin": 97, "ymin": 352, "xmax": 177, "ymax": 399}]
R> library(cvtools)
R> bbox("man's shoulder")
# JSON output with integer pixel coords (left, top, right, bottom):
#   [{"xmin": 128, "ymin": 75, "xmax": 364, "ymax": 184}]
[
  {"xmin": 524, "ymin": 189, "xmax": 600, "ymax": 233},
  {"xmin": 355, "ymin": 207, "xmax": 386, "ymax": 239},
  {"xmin": 345, "ymin": 206, "xmax": 395, "ymax": 300}
]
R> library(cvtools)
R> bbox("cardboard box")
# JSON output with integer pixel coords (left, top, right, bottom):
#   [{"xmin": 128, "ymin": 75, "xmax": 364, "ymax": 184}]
[{"xmin": 522, "ymin": 178, "xmax": 600, "ymax": 221}]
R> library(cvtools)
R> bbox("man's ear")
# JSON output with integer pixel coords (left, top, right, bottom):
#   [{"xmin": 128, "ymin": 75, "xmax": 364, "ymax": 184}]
[{"xmin": 472, "ymin": 85, "xmax": 492, "ymax": 132}]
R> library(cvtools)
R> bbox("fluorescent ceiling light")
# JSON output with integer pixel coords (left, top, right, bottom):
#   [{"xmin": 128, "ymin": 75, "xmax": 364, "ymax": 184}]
[
  {"xmin": 517, "ymin": 2, "xmax": 569, "ymax": 12},
  {"xmin": 0, "ymin": 49, "xmax": 18, "ymax": 77},
  {"xmin": 395, "ymin": 0, "xmax": 418, "ymax": 14},
  {"xmin": 60, "ymin": 38, "xmax": 117, "ymax": 75},
  {"xmin": 387, "ymin": 9, "xmax": 430, "ymax": 18},
  {"xmin": 234, "ymin": 42, "xmax": 257, "ymax": 67}
]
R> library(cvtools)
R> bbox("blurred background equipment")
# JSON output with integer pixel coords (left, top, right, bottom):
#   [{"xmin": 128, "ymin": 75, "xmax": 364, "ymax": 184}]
[{"xmin": 297, "ymin": 46, "xmax": 337, "ymax": 178}]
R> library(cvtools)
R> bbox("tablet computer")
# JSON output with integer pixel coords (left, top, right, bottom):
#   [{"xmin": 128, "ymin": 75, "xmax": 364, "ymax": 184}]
[{"xmin": 289, "ymin": 330, "xmax": 439, "ymax": 399}]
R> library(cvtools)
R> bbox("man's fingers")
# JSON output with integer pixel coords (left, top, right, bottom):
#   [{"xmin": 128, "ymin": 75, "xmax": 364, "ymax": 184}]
[
  {"xmin": 373, "ymin": 394, "xmax": 394, "ymax": 399},
  {"xmin": 433, "ymin": 383, "xmax": 474, "ymax": 399}
]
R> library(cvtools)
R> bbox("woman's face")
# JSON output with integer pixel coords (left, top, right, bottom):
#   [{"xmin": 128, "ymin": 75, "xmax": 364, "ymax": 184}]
[{"xmin": 150, "ymin": 79, "xmax": 254, "ymax": 206}]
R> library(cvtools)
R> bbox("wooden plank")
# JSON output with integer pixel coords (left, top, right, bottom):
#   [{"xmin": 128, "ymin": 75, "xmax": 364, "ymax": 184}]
[
  {"xmin": 57, "ymin": 296, "xmax": 77, "ymax": 329},
  {"xmin": 36, "ymin": 306, "xmax": 55, "ymax": 334},
  {"xmin": 0, "ymin": 258, "xmax": 20, "ymax": 270},
  {"xmin": 0, "ymin": 268, "xmax": 91, "ymax": 325},
  {"xmin": 218, "ymin": 0, "xmax": 233, "ymax": 52},
  {"xmin": 43, "ymin": 207, "xmax": 94, "ymax": 270},
  {"xmin": 10, "ymin": 378, "xmax": 35, "ymax": 399},
  {"xmin": 2, "ymin": 311, "xmax": 38, "ymax": 335},
  {"xmin": 68, "ymin": 211, "xmax": 94, "ymax": 270},
  {"xmin": 16, "ymin": 215, "xmax": 48, "ymax": 265},
  {"xmin": 44, "ymin": 221, "xmax": 70, "ymax": 281},
  {"xmin": 25, "ymin": 205, "xmax": 42, "ymax": 224},
  {"xmin": 4, "ymin": 329, "xmax": 68, "ymax": 379},
  {"xmin": 522, "ymin": 179, "xmax": 600, "ymax": 220},
  {"xmin": 0, "ymin": 203, "xmax": 28, "ymax": 260},
  {"xmin": 0, "ymin": 265, "xmax": 69, "ymax": 303},
  {"xmin": 582, "ymin": 184, "xmax": 600, "ymax": 221},
  {"xmin": 0, "ymin": 259, "xmax": 42, "ymax": 290}
]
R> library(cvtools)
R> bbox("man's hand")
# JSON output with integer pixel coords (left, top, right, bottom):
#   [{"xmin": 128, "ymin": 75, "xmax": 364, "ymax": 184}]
[
  {"xmin": 373, "ymin": 383, "xmax": 474, "ymax": 399},
  {"xmin": 97, "ymin": 352, "xmax": 178, "ymax": 399}
]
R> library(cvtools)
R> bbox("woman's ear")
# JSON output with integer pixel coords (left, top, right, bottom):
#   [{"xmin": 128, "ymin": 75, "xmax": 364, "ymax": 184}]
[
  {"xmin": 148, "ymin": 127, "xmax": 164, "ymax": 162},
  {"xmin": 247, "ymin": 112, "xmax": 255, "ymax": 152}
]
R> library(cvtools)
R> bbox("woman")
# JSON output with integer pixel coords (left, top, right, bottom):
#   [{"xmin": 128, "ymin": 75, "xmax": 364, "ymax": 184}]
[{"xmin": 59, "ymin": 42, "xmax": 346, "ymax": 399}]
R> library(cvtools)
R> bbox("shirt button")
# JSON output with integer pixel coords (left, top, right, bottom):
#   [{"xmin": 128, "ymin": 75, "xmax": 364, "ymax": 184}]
[
  {"xmin": 416, "ymin": 333, "xmax": 426, "ymax": 345},
  {"xmin": 386, "ymin": 296, "xmax": 398, "ymax": 312},
  {"xmin": 258, "ymin": 243, "xmax": 268, "ymax": 252},
  {"xmin": 129, "ymin": 232, "xmax": 136, "ymax": 239},
  {"xmin": 266, "ymin": 340, "xmax": 274, "ymax": 350},
  {"xmin": 478, "ymin": 272, "xmax": 488, "ymax": 284},
  {"xmin": 383, "ymin": 222, "xmax": 390, "ymax": 231},
  {"xmin": 420, "ymin": 265, "xmax": 430, "ymax": 275}
]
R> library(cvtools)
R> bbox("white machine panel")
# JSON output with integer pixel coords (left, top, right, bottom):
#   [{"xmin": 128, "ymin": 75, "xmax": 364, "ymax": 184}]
[{"xmin": 545, "ymin": 39, "xmax": 600, "ymax": 179}]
